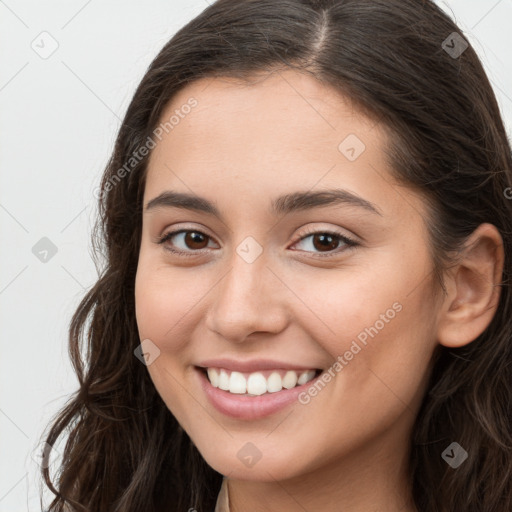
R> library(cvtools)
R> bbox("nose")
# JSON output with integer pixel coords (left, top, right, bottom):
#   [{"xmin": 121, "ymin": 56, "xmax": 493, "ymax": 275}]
[{"xmin": 204, "ymin": 249, "xmax": 289, "ymax": 343}]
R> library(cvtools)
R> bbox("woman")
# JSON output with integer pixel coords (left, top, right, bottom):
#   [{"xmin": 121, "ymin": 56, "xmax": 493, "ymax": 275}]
[{"xmin": 40, "ymin": 0, "xmax": 512, "ymax": 510}]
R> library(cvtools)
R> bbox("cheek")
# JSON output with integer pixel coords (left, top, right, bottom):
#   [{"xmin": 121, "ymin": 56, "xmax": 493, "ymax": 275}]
[
  {"xmin": 134, "ymin": 259, "xmax": 208, "ymax": 351},
  {"xmin": 134, "ymin": 272, "xmax": 178, "ymax": 342},
  {"xmin": 288, "ymin": 263, "xmax": 403, "ymax": 355},
  {"xmin": 292, "ymin": 254, "xmax": 437, "ymax": 406},
  {"xmin": 276, "ymin": 267, "xmax": 437, "ymax": 470},
  {"xmin": 134, "ymin": 261, "xmax": 203, "ymax": 420}
]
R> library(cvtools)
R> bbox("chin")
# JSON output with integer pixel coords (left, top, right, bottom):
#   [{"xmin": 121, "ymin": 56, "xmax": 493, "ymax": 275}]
[{"xmin": 195, "ymin": 436, "xmax": 310, "ymax": 482}]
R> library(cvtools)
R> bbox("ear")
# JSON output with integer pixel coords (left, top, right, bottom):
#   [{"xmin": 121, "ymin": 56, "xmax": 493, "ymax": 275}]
[{"xmin": 436, "ymin": 223, "xmax": 504, "ymax": 348}]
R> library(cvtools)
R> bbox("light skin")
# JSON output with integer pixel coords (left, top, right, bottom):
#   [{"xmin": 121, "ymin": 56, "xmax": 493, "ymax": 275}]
[{"xmin": 134, "ymin": 68, "xmax": 503, "ymax": 512}]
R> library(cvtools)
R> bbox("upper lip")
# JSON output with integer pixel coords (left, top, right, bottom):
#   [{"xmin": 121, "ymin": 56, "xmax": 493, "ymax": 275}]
[{"xmin": 197, "ymin": 358, "xmax": 321, "ymax": 373}]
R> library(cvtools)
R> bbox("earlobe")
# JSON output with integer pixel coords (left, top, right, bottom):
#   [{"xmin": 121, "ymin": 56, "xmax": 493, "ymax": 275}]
[{"xmin": 436, "ymin": 223, "xmax": 504, "ymax": 348}]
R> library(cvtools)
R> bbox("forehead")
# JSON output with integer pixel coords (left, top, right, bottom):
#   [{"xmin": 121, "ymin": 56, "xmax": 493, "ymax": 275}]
[
  {"xmin": 152, "ymin": 69, "xmax": 381, "ymax": 156},
  {"xmin": 143, "ymin": 69, "xmax": 423, "ymax": 223}
]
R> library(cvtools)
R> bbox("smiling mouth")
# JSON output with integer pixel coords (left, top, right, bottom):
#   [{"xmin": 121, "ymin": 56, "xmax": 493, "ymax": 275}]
[{"xmin": 198, "ymin": 367, "xmax": 322, "ymax": 396}]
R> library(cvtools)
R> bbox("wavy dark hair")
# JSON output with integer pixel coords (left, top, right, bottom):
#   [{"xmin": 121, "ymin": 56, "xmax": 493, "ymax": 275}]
[{"xmin": 39, "ymin": 0, "xmax": 512, "ymax": 510}]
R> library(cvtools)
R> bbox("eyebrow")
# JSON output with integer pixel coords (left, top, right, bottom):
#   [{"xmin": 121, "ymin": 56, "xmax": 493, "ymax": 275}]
[{"xmin": 145, "ymin": 189, "xmax": 382, "ymax": 218}]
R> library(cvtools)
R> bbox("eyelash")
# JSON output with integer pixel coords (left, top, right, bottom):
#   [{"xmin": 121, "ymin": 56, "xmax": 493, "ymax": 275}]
[{"xmin": 157, "ymin": 226, "xmax": 359, "ymax": 258}]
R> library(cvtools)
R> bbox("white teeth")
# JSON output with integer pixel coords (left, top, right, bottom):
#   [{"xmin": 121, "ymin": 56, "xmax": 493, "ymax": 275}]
[
  {"xmin": 218, "ymin": 369, "xmax": 230, "ymax": 391},
  {"xmin": 282, "ymin": 370, "xmax": 298, "ymax": 389},
  {"xmin": 205, "ymin": 367, "xmax": 318, "ymax": 395},
  {"xmin": 247, "ymin": 373, "xmax": 267, "ymax": 395},
  {"xmin": 229, "ymin": 371, "xmax": 247, "ymax": 394},
  {"xmin": 207, "ymin": 368, "xmax": 219, "ymax": 388},
  {"xmin": 297, "ymin": 370, "xmax": 316, "ymax": 386},
  {"xmin": 266, "ymin": 372, "xmax": 282, "ymax": 393}
]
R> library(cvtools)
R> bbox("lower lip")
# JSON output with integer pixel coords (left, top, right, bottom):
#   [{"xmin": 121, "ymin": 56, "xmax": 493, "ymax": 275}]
[{"xmin": 196, "ymin": 367, "xmax": 322, "ymax": 420}]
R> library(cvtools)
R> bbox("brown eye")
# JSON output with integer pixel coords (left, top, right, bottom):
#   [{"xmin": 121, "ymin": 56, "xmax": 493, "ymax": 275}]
[
  {"xmin": 311, "ymin": 233, "xmax": 340, "ymax": 252},
  {"xmin": 158, "ymin": 229, "xmax": 214, "ymax": 255},
  {"xmin": 182, "ymin": 231, "xmax": 209, "ymax": 249},
  {"xmin": 292, "ymin": 230, "xmax": 358, "ymax": 256}
]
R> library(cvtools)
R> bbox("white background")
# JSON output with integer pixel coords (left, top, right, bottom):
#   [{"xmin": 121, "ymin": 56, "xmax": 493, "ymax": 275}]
[{"xmin": 1, "ymin": 1, "xmax": 511, "ymax": 510}]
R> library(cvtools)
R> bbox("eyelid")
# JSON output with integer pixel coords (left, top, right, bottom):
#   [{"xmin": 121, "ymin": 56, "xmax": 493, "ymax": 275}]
[
  {"xmin": 290, "ymin": 225, "xmax": 358, "ymax": 245},
  {"xmin": 156, "ymin": 222, "xmax": 215, "ymax": 244},
  {"xmin": 156, "ymin": 224, "xmax": 359, "ymax": 257}
]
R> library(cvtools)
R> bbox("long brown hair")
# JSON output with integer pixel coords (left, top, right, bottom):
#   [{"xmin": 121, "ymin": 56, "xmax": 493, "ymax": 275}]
[{"xmin": 40, "ymin": 1, "xmax": 512, "ymax": 510}]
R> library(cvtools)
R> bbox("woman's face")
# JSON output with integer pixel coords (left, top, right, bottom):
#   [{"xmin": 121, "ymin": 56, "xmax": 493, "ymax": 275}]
[{"xmin": 135, "ymin": 69, "xmax": 441, "ymax": 481}]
